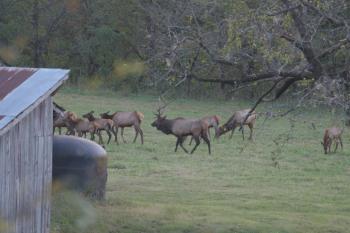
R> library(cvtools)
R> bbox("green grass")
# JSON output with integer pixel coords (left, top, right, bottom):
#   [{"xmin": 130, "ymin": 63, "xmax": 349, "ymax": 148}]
[{"xmin": 51, "ymin": 91, "xmax": 350, "ymax": 233}]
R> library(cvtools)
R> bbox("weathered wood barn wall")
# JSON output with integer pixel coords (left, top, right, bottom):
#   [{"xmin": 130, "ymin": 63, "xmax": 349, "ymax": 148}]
[{"xmin": 0, "ymin": 67, "xmax": 69, "ymax": 233}]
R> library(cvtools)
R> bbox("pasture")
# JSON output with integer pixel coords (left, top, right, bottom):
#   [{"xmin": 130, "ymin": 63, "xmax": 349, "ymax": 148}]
[{"xmin": 51, "ymin": 90, "xmax": 350, "ymax": 233}]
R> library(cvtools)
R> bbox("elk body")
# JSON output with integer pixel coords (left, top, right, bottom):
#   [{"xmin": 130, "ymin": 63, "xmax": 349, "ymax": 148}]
[
  {"xmin": 216, "ymin": 109, "xmax": 256, "ymax": 140},
  {"xmin": 82, "ymin": 111, "xmax": 116, "ymax": 144},
  {"xmin": 189, "ymin": 115, "xmax": 220, "ymax": 145},
  {"xmin": 65, "ymin": 112, "xmax": 103, "ymax": 144},
  {"xmin": 151, "ymin": 113, "xmax": 211, "ymax": 154},
  {"xmin": 53, "ymin": 111, "xmax": 75, "ymax": 135},
  {"xmin": 321, "ymin": 127, "xmax": 343, "ymax": 154},
  {"xmin": 100, "ymin": 111, "xmax": 144, "ymax": 144},
  {"xmin": 53, "ymin": 103, "xmax": 75, "ymax": 135}
]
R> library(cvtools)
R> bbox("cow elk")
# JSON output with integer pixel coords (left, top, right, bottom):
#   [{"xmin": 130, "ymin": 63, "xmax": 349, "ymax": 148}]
[
  {"xmin": 189, "ymin": 115, "xmax": 220, "ymax": 145},
  {"xmin": 82, "ymin": 111, "xmax": 116, "ymax": 144},
  {"xmin": 53, "ymin": 104, "xmax": 75, "ymax": 135},
  {"xmin": 100, "ymin": 111, "xmax": 144, "ymax": 145},
  {"xmin": 321, "ymin": 127, "xmax": 343, "ymax": 154},
  {"xmin": 216, "ymin": 109, "xmax": 256, "ymax": 140},
  {"xmin": 65, "ymin": 112, "xmax": 103, "ymax": 144},
  {"xmin": 151, "ymin": 107, "xmax": 211, "ymax": 154}
]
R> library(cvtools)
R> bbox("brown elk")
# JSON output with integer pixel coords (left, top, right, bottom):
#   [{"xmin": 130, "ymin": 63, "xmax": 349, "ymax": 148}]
[
  {"xmin": 64, "ymin": 112, "xmax": 103, "ymax": 144},
  {"xmin": 53, "ymin": 103, "xmax": 75, "ymax": 135},
  {"xmin": 321, "ymin": 127, "xmax": 343, "ymax": 154},
  {"xmin": 151, "ymin": 108, "xmax": 211, "ymax": 154},
  {"xmin": 99, "ymin": 111, "xmax": 144, "ymax": 145},
  {"xmin": 216, "ymin": 109, "xmax": 256, "ymax": 140},
  {"xmin": 82, "ymin": 111, "xmax": 116, "ymax": 144},
  {"xmin": 53, "ymin": 111, "xmax": 75, "ymax": 135},
  {"xmin": 189, "ymin": 115, "xmax": 220, "ymax": 145}
]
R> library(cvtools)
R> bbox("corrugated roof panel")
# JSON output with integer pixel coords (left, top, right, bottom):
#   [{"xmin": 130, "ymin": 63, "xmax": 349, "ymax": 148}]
[
  {"xmin": 0, "ymin": 68, "xmax": 38, "ymax": 100},
  {"xmin": 0, "ymin": 67, "xmax": 69, "ymax": 133}
]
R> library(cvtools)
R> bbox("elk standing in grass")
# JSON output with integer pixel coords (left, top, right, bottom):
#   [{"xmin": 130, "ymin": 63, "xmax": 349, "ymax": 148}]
[
  {"xmin": 65, "ymin": 112, "xmax": 103, "ymax": 144},
  {"xmin": 54, "ymin": 111, "xmax": 76, "ymax": 135},
  {"xmin": 53, "ymin": 103, "xmax": 75, "ymax": 135},
  {"xmin": 216, "ymin": 109, "xmax": 257, "ymax": 140},
  {"xmin": 100, "ymin": 111, "xmax": 144, "ymax": 144},
  {"xmin": 151, "ymin": 107, "xmax": 211, "ymax": 154},
  {"xmin": 189, "ymin": 115, "xmax": 220, "ymax": 145},
  {"xmin": 321, "ymin": 127, "xmax": 343, "ymax": 154},
  {"xmin": 83, "ymin": 111, "xmax": 116, "ymax": 144}
]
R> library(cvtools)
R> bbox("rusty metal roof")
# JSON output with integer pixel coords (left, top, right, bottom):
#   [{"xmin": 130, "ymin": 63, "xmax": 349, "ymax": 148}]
[
  {"xmin": 0, "ymin": 68, "xmax": 37, "ymax": 100},
  {"xmin": 0, "ymin": 67, "xmax": 69, "ymax": 135}
]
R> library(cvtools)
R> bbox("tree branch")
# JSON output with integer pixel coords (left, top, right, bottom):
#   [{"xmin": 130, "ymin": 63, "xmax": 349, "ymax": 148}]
[
  {"xmin": 239, "ymin": 79, "xmax": 284, "ymax": 131},
  {"xmin": 318, "ymin": 38, "xmax": 350, "ymax": 60},
  {"xmin": 191, "ymin": 70, "xmax": 309, "ymax": 85},
  {"xmin": 300, "ymin": 0, "xmax": 347, "ymax": 27},
  {"xmin": 267, "ymin": 4, "xmax": 301, "ymax": 16}
]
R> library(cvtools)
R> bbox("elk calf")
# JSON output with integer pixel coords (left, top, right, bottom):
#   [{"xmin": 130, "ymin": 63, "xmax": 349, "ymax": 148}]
[
  {"xmin": 100, "ymin": 111, "xmax": 144, "ymax": 145},
  {"xmin": 216, "ymin": 109, "xmax": 256, "ymax": 140},
  {"xmin": 321, "ymin": 127, "xmax": 343, "ymax": 154},
  {"xmin": 151, "ymin": 110, "xmax": 211, "ymax": 154}
]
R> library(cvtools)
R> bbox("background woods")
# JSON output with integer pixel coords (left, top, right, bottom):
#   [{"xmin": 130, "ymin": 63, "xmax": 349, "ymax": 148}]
[{"xmin": 0, "ymin": 0, "xmax": 349, "ymax": 107}]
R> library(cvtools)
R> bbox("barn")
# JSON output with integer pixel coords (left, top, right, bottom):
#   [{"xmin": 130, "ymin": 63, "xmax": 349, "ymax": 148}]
[{"xmin": 0, "ymin": 67, "xmax": 69, "ymax": 233}]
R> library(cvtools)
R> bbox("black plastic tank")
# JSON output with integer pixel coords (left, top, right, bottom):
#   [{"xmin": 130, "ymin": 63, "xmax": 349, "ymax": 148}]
[{"xmin": 53, "ymin": 135, "xmax": 108, "ymax": 200}]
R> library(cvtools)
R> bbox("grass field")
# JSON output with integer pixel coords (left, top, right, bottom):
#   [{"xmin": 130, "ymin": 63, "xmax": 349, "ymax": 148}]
[{"xmin": 51, "ymin": 90, "xmax": 350, "ymax": 233}]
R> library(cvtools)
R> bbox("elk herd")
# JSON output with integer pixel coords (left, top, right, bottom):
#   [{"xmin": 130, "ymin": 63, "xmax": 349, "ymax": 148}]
[
  {"xmin": 53, "ymin": 103, "xmax": 144, "ymax": 146},
  {"xmin": 53, "ymin": 103, "xmax": 343, "ymax": 155}
]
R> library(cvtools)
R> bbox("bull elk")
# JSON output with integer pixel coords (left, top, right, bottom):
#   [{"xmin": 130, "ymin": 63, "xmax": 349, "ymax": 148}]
[
  {"xmin": 321, "ymin": 127, "xmax": 343, "ymax": 154},
  {"xmin": 216, "ymin": 109, "xmax": 256, "ymax": 140},
  {"xmin": 99, "ymin": 111, "xmax": 144, "ymax": 145},
  {"xmin": 82, "ymin": 111, "xmax": 116, "ymax": 144},
  {"xmin": 151, "ymin": 107, "xmax": 211, "ymax": 154}
]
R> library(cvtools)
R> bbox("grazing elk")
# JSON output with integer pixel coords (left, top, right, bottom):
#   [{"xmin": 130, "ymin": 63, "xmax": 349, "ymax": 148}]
[
  {"xmin": 151, "ymin": 107, "xmax": 211, "ymax": 154},
  {"xmin": 65, "ymin": 112, "xmax": 103, "ymax": 144},
  {"xmin": 82, "ymin": 111, "xmax": 116, "ymax": 144},
  {"xmin": 321, "ymin": 127, "xmax": 343, "ymax": 154},
  {"xmin": 189, "ymin": 115, "xmax": 220, "ymax": 145},
  {"xmin": 100, "ymin": 111, "xmax": 144, "ymax": 145},
  {"xmin": 216, "ymin": 109, "xmax": 257, "ymax": 140}
]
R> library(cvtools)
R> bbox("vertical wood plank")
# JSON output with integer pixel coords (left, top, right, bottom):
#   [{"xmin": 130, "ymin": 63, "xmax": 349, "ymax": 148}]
[{"xmin": 0, "ymin": 98, "xmax": 53, "ymax": 233}]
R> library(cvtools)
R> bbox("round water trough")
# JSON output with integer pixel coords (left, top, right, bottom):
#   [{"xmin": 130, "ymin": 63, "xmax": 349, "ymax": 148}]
[{"xmin": 53, "ymin": 135, "xmax": 108, "ymax": 200}]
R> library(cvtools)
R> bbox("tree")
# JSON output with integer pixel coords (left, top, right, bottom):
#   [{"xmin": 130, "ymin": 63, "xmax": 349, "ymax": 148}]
[{"xmin": 137, "ymin": 0, "xmax": 350, "ymax": 115}]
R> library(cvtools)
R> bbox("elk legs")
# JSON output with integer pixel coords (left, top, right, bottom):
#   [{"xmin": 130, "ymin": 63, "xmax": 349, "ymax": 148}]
[
  {"xmin": 175, "ymin": 137, "xmax": 188, "ymax": 153},
  {"xmin": 132, "ymin": 125, "xmax": 144, "ymax": 144}
]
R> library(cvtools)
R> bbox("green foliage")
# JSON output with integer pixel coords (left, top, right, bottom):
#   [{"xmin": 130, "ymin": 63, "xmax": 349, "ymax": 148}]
[{"xmin": 0, "ymin": 0, "xmax": 349, "ymax": 98}]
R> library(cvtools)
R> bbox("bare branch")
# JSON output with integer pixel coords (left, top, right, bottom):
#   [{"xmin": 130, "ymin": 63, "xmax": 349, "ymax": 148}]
[
  {"xmin": 239, "ymin": 78, "xmax": 284, "ymax": 131},
  {"xmin": 267, "ymin": 4, "xmax": 301, "ymax": 16}
]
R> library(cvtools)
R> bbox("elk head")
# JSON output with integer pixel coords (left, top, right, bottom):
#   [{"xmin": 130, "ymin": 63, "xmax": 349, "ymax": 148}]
[
  {"xmin": 100, "ymin": 111, "xmax": 113, "ymax": 119},
  {"xmin": 82, "ymin": 111, "xmax": 95, "ymax": 121},
  {"xmin": 151, "ymin": 105, "xmax": 167, "ymax": 129},
  {"xmin": 321, "ymin": 140, "xmax": 330, "ymax": 154},
  {"xmin": 215, "ymin": 125, "xmax": 229, "ymax": 138}
]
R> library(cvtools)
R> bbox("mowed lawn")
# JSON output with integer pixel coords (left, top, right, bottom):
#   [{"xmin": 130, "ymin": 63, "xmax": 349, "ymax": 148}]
[{"xmin": 51, "ymin": 90, "xmax": 350, "ymax": 233}]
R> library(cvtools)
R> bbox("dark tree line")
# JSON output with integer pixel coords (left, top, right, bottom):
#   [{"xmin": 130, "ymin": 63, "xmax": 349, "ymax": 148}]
[{"xmin": 0, "ymin": 0, "xmax": 349, "ymax": 112}]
